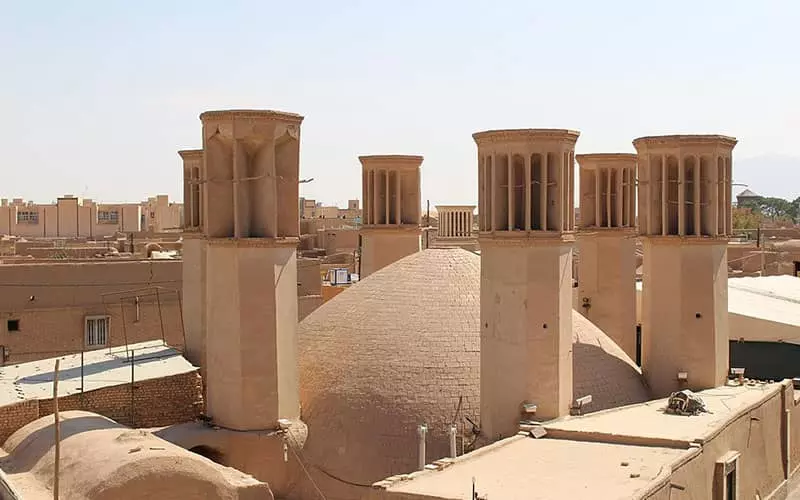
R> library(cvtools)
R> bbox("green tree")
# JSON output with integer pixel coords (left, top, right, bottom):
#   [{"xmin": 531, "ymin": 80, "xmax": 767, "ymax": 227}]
[
  {"xmin": 732, "ymin": 207, "xmax": 762, "ymax": 231},
  {"xmin": 757, "ymin": 196, "xmax": 794, "ymax": 221}
]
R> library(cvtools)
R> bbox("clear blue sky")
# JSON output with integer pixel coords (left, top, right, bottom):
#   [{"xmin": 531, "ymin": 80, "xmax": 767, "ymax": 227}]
[{"xmin": 1, "ymin": 0, "xmax": 798, "ymax": 206}]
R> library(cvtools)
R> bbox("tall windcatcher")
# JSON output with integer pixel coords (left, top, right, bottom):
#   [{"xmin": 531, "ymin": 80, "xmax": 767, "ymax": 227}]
[
  {"xmin": 475, "ymin": 129, "xmax": 578, "ymax": 440},
  {"xmin": 436, "ymin": 205, "xmax": 475, "ymax": 239},
  {"xmin": 178, "ymin": 149, "xmax": 206, "ymax": 377},
  {"xmin": 359, "ymin": 155, "xmax": 422, "ymax": 278},
  {"xmin": 576, "ymin": 154, "xmax": 638, "ymax": 360},
  {"xmin": 200, "ymin": 109, "xmax": 303, "ymax": 430},
  {"xmin": 633, "ymin": 134, "xmax": 736, "ymax": 397}
]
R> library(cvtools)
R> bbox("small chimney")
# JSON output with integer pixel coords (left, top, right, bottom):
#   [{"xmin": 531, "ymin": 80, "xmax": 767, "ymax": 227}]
[{"xmin": 417, "ymin": 424, "xmax": 428, "ymax": 470}]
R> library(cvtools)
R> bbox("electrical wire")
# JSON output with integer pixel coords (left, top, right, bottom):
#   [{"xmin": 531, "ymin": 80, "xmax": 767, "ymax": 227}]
[
  {"xmin": 0, "ymin": 280, "xmax": 179, "ymax": 287},
  {"xmin": 283, "ymin": 430, "xmax": 328, "ymax": 500}
]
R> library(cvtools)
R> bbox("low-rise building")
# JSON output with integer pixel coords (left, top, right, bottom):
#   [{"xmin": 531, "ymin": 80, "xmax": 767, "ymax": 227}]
[
  {"xmin": 0, "ymin": 259, "xmax": 183, "ymax": 364},
  {"xmin": 0, "ymin": 194, "xmax": 184, "ymax": 238}
]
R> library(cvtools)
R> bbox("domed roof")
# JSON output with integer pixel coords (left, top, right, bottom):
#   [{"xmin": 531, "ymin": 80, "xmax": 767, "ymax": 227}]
[
  {"xmin": 2, "ymin": 411, "xmax": 269, "ymax": 499},
  {"xmin": 297, "ymin": 248, "xmax": 649, "ymax": 499}
]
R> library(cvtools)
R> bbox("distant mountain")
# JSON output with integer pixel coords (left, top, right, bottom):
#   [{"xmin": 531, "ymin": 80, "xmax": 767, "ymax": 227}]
[{"xmin": 734, "ymin": 155, "xmax": 800, "ymax": 201}]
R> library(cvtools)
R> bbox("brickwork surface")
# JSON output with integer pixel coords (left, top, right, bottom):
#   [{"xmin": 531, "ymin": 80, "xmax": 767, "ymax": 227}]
[
  {"xmin": 0, "ymin": 371, "xmax": 202, "ymax": 444},
  {"xmin": 297, "ymin": 248, "xmax": 651, "ymax": 499}
]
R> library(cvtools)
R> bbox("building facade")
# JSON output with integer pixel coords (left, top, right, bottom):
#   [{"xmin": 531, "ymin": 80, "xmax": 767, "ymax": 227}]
[
  {"xmin": 0, "ymin": 195, "xmax": 184, "ymax": 238},
  {"xmin": 0, "ymin": 260, "xmax": 183, "ymax": 364},
  {"xmin": 0, "ymin": 196, "xmax": 140, "ymax": 239}
]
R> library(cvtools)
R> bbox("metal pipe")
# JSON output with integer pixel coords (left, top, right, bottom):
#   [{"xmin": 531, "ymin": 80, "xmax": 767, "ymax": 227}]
[
  {"xmin": 176, "ymin": 289, "xmax": 187, "ymax": 351},
  {"xmin": 130, "ymin": 349, "xmax": 135, "ymax": 427},
  {"xmin": 53, "ymin": 359, "xmax": 61, "ymax": 500},
  {"xmin": 155, "ymin": 288, "xmax": 166, "ymax": 344},
  {"xmin": 449, "ymin": 424, "xmax": 457, "ymax": 458},
  {"xmin": 417, "ymin": 424, "xmax": 428, "ymax": 470}
]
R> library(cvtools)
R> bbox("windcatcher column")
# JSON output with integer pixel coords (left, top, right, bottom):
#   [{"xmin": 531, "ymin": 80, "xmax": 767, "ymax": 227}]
[
  {"xmin": 359, "ymin": 155, "xmax": 422, "ymax": 278},
  {"xmin": 201, "ymin": 109, "xmax": 303, "ymax": 430},
  {"xmin": 435, "ymin": 205, "xmax": 476, "ymax": 239},
  {"xmin": 475, "ymin": 129, "xmax": 578, "ymax": 440},
  {"xmin": 633, "ymin": 135, "xmax": 736, "ymax": 397},
  {"xmin": 178, "ymin": 149, "xmax": 206, "ymax": 376},
  {"xmin": 576, "ymin": 154, "xmax": 638, "ymax": 360}
]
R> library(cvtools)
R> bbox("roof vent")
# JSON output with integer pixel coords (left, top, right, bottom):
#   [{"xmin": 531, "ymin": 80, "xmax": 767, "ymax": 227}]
[{"xmin": 570, "ymin": 395, "xmax": 593, "ymax": 416}]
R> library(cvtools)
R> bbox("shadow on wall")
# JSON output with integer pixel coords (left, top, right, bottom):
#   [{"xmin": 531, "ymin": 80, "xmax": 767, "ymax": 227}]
[
  {"xmin": 572, "ymin": 341, "xmax": 650, "ymax": 412},
  {"xmin": 296, "ymin": 390, "xmax": 474, "ymax": 500},
  {"xmin": 189, "ymin": 444, "xmax": 226, "ymax": 465}
]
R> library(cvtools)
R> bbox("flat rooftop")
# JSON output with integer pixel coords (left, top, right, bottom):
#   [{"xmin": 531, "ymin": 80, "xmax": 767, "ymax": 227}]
[
  {"xmin": 374, "ymin": 383, "xmax": 779, "ymax": 500},
  {"xmin": 376, "ymin": 436, "xmax": 688, "ymax": 500},
  {"xmin": 545, "ymin": 382, "xmax": 781, "ymax": 446},
  {"xmin": 728, "ymin": 275, "xmax": 800, "ymax": 330},
  {"xmin": 636, "ymin": 275, "xmax": 800, "ymax": 332},
  {"xmin": 0, "ymin": 340, "xmax": 196, "ymax": 408}
]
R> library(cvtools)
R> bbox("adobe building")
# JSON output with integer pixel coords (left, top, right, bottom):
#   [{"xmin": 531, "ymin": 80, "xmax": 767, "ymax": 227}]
[
  {"xmin": 0, "ymin": 196, "xmax": 141, "ymax": 238},
  {"xmin": 432, "ymin": 204, "xmax": 478, "ymax": 251},
  {"xmin": 298, "ymin": 197, "xmax": 361, "ymax": 220},
  {"xmin": 179, "ymin": 149, "xmax": 203, "ymax": 231},
  {"xmin": 633, "ymin": 274, "xmax": 800, "ymax": 381},
  {"xmin": 0, "ymin": 259, "xmax": 183, "ymax": 365},
  {"xmin": 197, "ymin": 109, "xmax": 302, "ymax": 431},
  {"xmin": 473, "ymin": 129, "xmax": 579, "ymax": 440},
  {"xmin": 162, "ymin": 109, "xmax": 308, "ymax": 499},
  {"xmin": 296, "ymin": 249, "xmax": 649, "ymax": 499},
  {"xmin": 178, "ymin": 148, "xmax": 207, "ymax": 375},
  {"xmin": 634, "ymin": 134, "xmax": 736, "ymax": 397},
  {"xmin": 576, "ymin": 153, "xmax": 638, "ymax": 360},
  {"xmin": 297, "ymin": 257, "xmax": 322, "ymax": 321},
  {"xmin": 369, "ymin": 378, "xmax": 798, "ymax": 500},
  {"xmin": 359, "ymin": 155, "xmax": 422, "ymax": 277},
  {"xmin": 1, "ymin": 411, "xmax": 269, "ymax": 499},
  {"xmin": 141, "ymin": 194, "xmax": 183, "ymax": 232}
]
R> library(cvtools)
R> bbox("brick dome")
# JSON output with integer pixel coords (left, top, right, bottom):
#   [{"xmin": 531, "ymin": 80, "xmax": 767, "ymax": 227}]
[{"xmin": 296, "ymin": 248, "xmax": 648, "ymax": 499}]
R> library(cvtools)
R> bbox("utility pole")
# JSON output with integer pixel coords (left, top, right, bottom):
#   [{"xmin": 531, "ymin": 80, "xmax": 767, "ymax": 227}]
[
  {"xmin": 53, "ymin": 359, "xmax": 61, "ymax": 500},
  {"xmin": 426, "ymin": 200, "xmax": 430, "ymax": 249},
  {"xmin": 759, "ymin": 224, "xmax": 765, "ymax": 276}
]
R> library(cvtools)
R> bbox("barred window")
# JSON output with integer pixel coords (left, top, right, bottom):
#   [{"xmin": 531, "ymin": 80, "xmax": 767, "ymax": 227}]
[
  {"xmin": 85, "ymin": 316, "xmax": 109, "ymax": 347},
  {"xmin": 16, "ymin": 211, "xmax": 39, "ymax": 224},
  {"xmin": 97, "ymin": 210, "xmax": 119, "ymax": 224}
]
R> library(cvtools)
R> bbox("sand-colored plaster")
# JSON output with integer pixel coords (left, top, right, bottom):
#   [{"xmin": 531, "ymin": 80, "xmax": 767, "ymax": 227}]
[
  {"xmin": 1, "ymin": 411, "xmax": 272, "ymax": 500},
  {"xmin": 545, "ymin": 383, "xmax": 782, "ymax": 445},
  {"xmin": 374, "ymin": 436, "xmax": 688, "ymax": 500}
]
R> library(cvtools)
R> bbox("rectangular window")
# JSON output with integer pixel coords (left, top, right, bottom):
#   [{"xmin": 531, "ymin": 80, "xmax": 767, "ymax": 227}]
[
  {"xmin": 714, "ymin": 451, "xmax": 739, "ymax": 500},
  {"xmin": 726, "ymin": 470, "xmax": 735, "ymax": 500},
  {"xmin": 16, "ymin": 211, "xmax": 39, "ymax": 224},
  {"xmin": 97, "ymin": 210, "xmax": 119, "ymax": 224},
  {"xmin": 636, "ymin": 324, "xmax": 642, "ymax": 367},
  {"xmin": 85, "ymin": 316, "xmax": 109, "ymax": 347},
  {"xmin": 7, "ymin": 319, "xmax": 19, "ymax": 332}
]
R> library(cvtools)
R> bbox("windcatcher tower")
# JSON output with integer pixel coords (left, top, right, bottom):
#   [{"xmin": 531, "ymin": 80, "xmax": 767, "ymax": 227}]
[
  {"xmin": 178, "ymin": 149, "xmax": 206, "ymax": 377},
  {"xmin": 475, "ymin": 129, "xmax": 578, "ymax": 440},
  {"xmin": 436, "ymin": 205, "xmax": 475, "ymax": 239},
  {"xmin": 634, "ymin": 135, "xmax": 736, "ymax": 397},
  {"xmin": 576, "ymin": 154, "xmax": 638, "ymax": 360},
  {"xmin": 359, "ymin": 155, "xmax": 422, "ymax": 278},
  {"xmin": 200, "ymin": 109, "xmax": 303, "ymax": 430}
]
